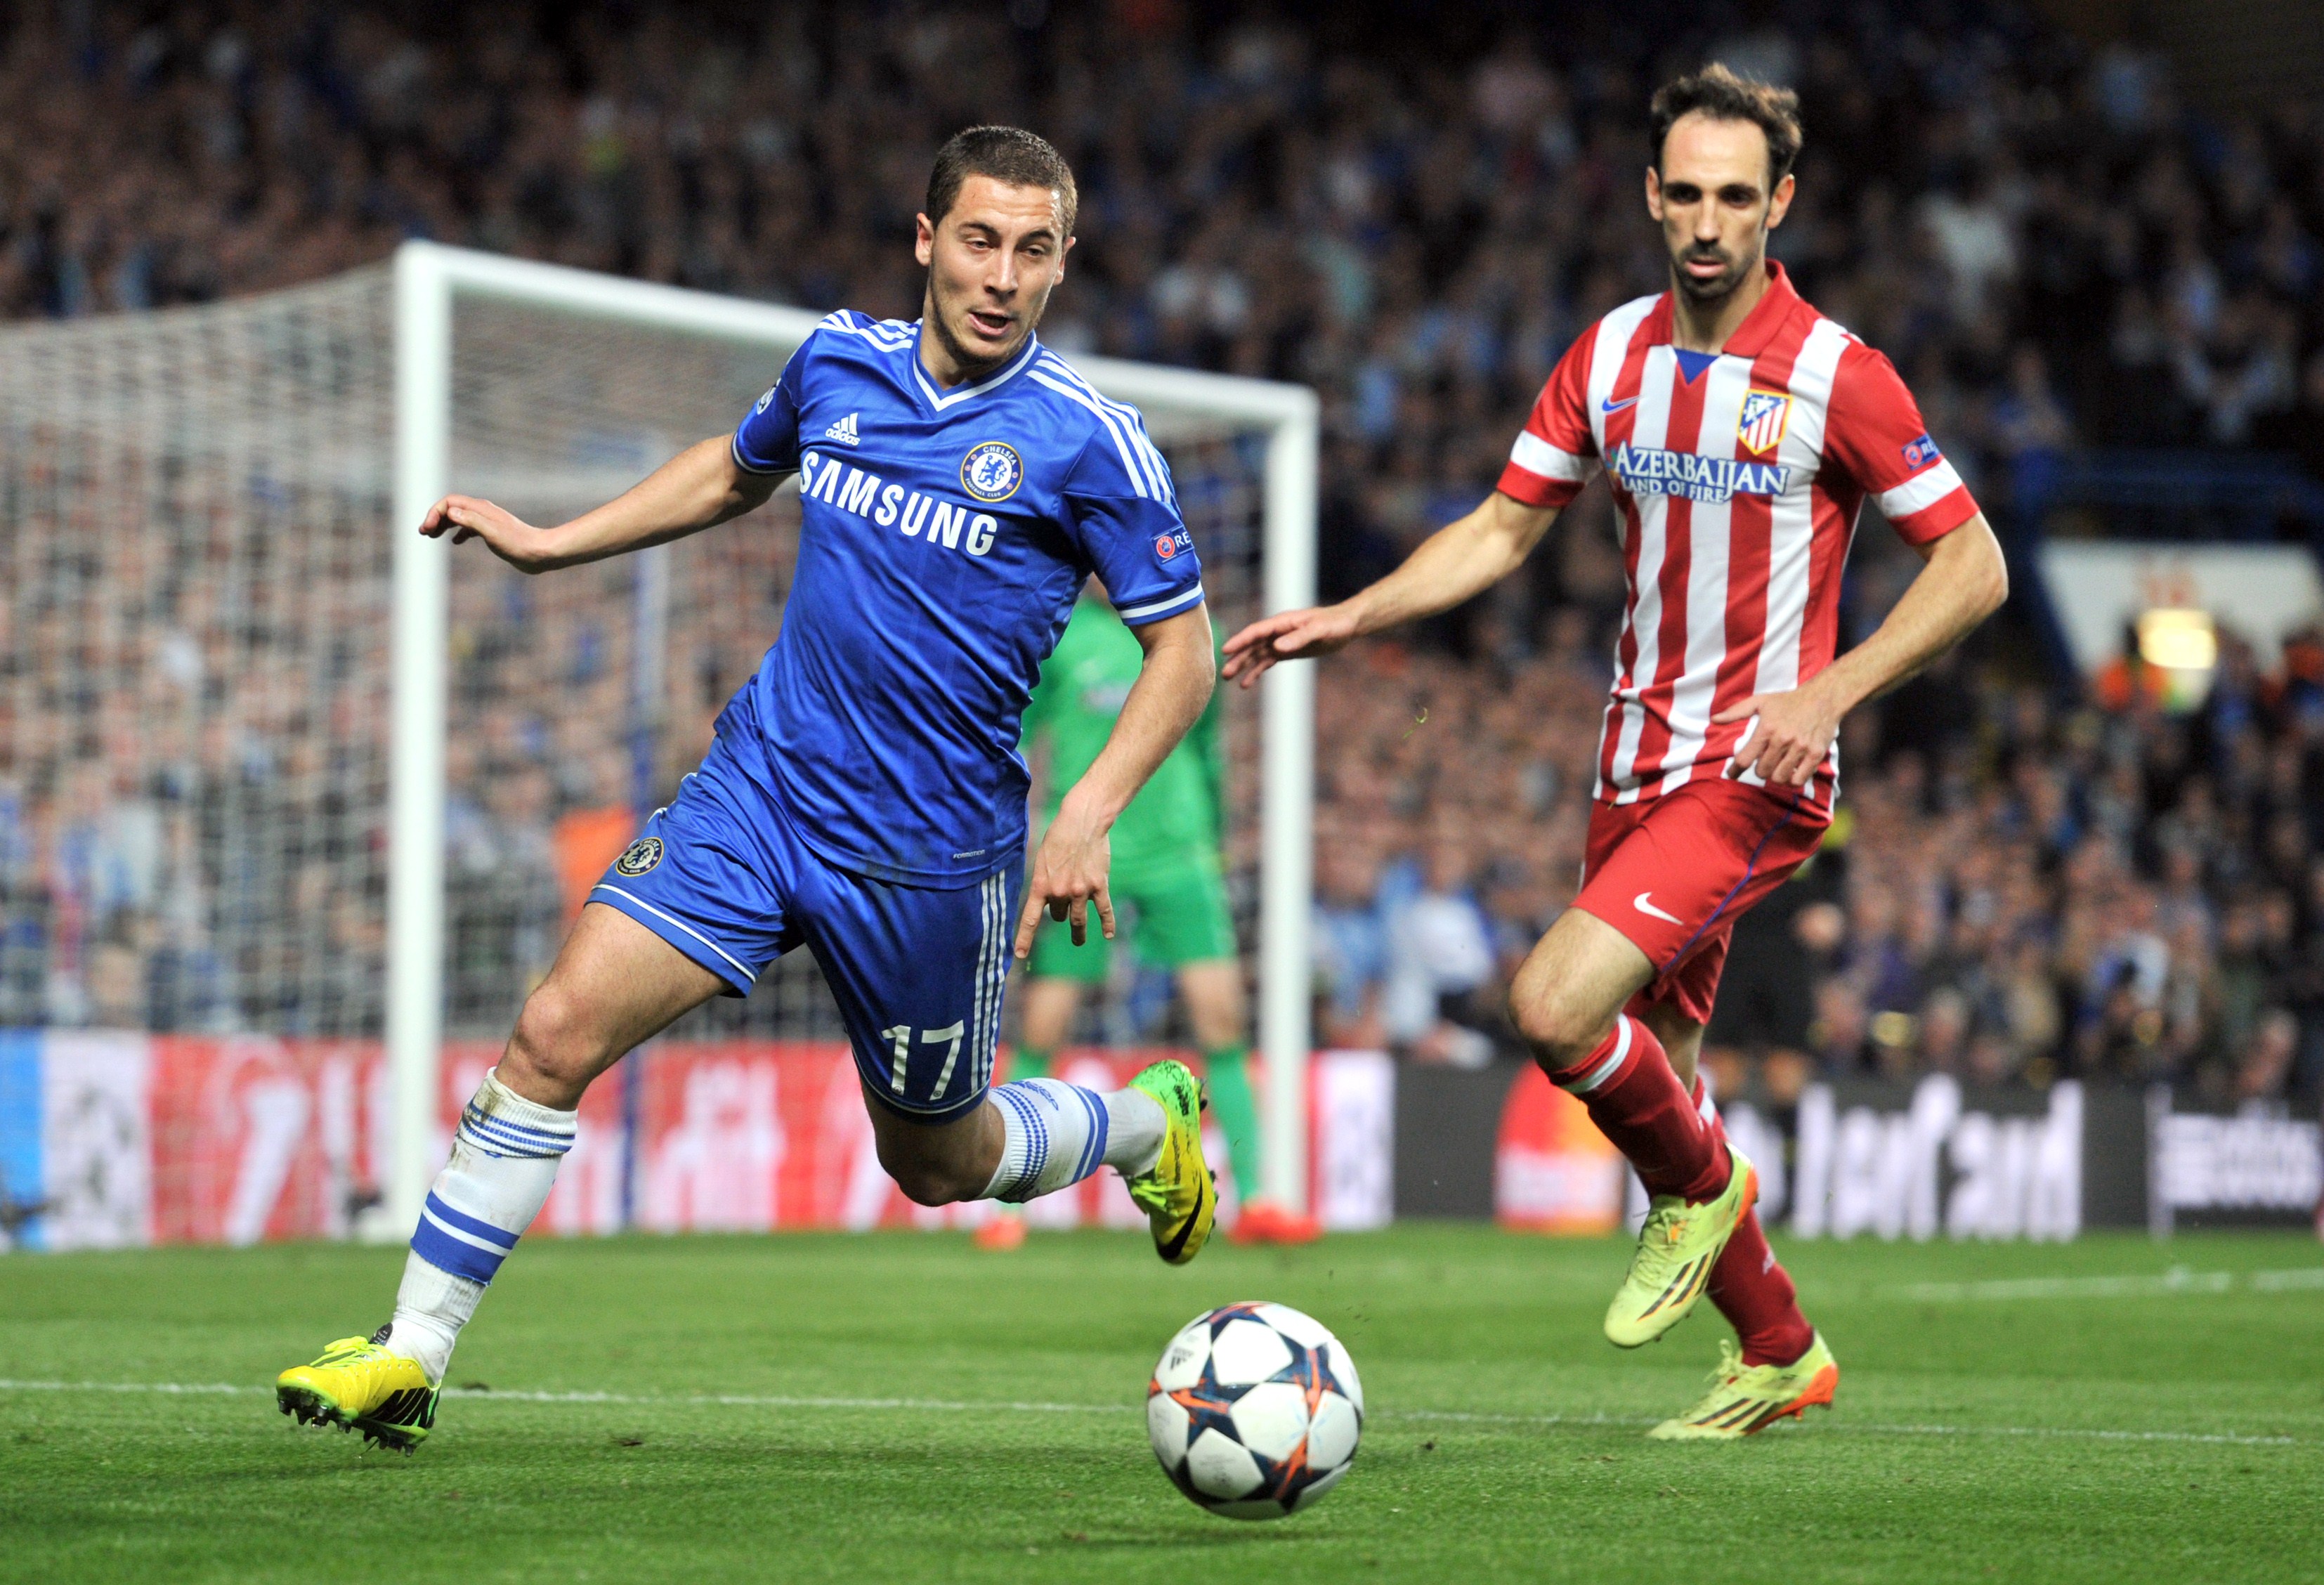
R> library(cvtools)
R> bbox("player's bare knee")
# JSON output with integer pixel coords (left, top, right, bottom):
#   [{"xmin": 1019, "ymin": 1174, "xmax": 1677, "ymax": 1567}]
[
  {"xmin": 1508, "ymin": 986, "xmax": 1597, "ymax": 1071},
  {"xmin": 878, "ymin": 1140, "xmax": 976, "ymax": 1206},
  {"xmin": 504, "ymin": 982, "xmax": 602, "ymax": 1099}
]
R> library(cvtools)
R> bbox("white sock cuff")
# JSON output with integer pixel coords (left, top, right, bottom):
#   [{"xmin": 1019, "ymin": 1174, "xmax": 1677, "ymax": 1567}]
[
  {"xmin": 457, "ymin": 1070, "xmax": 577, "ymax": 1159},
  {"xmin": 983, "ymin": 1079, "xmax": 1109, "ymax": 1203}
]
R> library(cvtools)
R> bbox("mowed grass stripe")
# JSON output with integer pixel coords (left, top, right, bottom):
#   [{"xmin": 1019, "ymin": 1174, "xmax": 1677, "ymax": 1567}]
[
  {"xmin": 0, "ymin": 1377, "xmax": 2305, "ymax": 1447},
  {"xmin": 1894, "ymin": 1265, "xmax": 2324, "ymax": 1302}
]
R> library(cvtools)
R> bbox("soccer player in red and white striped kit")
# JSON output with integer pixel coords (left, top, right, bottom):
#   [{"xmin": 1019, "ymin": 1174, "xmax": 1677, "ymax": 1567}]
[{"xmin": 1227, "ymin": 64, "xmax": 2009, "ymax": 1437}]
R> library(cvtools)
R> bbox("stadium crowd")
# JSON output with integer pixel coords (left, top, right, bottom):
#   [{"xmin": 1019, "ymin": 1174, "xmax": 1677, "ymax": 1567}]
[
  {"xmin": 1307, "ymin": 615, "xmax": 2324, "ymax": 1108},
  {"xmin": 4, "ymin": 1, "xmax": 2324, "ymax": 1102}
]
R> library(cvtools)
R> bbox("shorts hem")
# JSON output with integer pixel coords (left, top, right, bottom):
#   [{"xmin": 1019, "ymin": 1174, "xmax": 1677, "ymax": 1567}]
[
  {"xmin": 587, "ymin": 885, "xmax": 759, "ymax": 998},
  {"xmin": 858, "ymin": 1074, "xmax": 990, "ymax": 1127}
]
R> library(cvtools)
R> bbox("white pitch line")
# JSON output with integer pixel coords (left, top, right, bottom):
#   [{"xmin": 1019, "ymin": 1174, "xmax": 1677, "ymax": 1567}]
[
  {"xmin": 439, "ymin": 1388, "xmax": 1129, "ymax": 1414},
  {"xmin": 0, "ymin": 1381, "xmax": 1123, "ymax": 1416},
  {"xmin": 1894, "ymin": 1267, "xmax": 2324, "ymax": 1303},
  {"xmin": 0, "ymin": 1379, "xmax": 2300, "ymax": 1447}
]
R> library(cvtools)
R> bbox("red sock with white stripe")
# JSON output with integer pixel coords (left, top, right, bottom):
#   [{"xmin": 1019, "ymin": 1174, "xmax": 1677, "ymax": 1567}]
[
  {"xmin": 1692, "ymin": 1077, "xmax": 1815, "ymax": 1368},
  {"xmin": 1542, "ymin": 1014, "xmax": 1729, "ymax": 1203}
]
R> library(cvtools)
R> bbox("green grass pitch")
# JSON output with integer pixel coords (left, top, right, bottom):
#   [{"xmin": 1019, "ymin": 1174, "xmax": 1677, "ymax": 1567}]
[{"xmin": 5, "ymin": 1225, "xmax": 2321, "ymax": 1584}]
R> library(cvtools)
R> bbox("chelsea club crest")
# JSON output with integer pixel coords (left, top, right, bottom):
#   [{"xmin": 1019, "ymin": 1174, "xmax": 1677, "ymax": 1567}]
[
  {"xmin": 615, "ymin": 837, "xmax": 662, "ymax": 877},
  {"xmin": 960, "ymin": 441, "xmax": 1024, "ymax": 502}
]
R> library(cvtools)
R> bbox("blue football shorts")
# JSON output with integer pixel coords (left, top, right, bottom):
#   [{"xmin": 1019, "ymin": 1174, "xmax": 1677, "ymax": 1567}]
[{"xmin": 587, "ymin": 727, "xmax": 1021, "ymax": 1126}]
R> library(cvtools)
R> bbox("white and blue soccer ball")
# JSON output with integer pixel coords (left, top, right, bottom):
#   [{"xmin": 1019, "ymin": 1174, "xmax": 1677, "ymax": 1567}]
[{"xmin": 1145, "ymin": 1302, "xmax": 1364, "ymax": 1520}]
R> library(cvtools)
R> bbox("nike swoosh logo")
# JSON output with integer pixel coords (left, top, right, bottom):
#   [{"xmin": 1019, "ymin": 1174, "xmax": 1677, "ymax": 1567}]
[
  {"xmin": 1633, "ymin": 892, "xmax": 1683, "ymax": 925},
  {"xmin": 1602, "ymin": 395, "xmax": 1639, "ymax": 413}
]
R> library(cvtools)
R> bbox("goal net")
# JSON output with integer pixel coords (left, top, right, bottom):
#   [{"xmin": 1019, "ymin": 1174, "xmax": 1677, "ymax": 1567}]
[{"xmin": 0, "ymin": 243, "xmax": 1315, "ymax": 1239}]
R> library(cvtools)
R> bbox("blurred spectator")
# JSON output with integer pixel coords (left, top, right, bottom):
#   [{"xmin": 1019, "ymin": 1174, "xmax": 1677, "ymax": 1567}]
[
  {"xmin": 2237, "ymin": 1008, "xmax": 2299, "ymax": 1104},
  {"xmin": 1312, "ymin": 838, "xmax": 1388, "ymax": 1051},
  {"xmin": 1381, "ymin": 835, "xmax": 1496, "ymax": 1068}
]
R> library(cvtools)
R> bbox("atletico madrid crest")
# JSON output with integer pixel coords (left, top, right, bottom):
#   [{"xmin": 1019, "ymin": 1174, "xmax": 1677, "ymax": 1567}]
[{"xmin": 1737, "ymin": 389, "xmax": 1792, "ymax": 457}]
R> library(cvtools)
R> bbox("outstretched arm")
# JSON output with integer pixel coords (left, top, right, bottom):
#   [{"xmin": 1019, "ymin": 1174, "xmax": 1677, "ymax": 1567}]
[
  {"xmin": 1716, "ymin": 514, "xmax": 2009, "ymax": 787},
  {"xmin": 1220, "ymin": 490, "xmax": 1560, "ymax": 686},
  {"xmin": 417, "ymin": 436, "xmax": 781, "ymax": 574},
  {"xmin": 1014, "ymin": 604, "xmax": 1216, "ymax": 957}
]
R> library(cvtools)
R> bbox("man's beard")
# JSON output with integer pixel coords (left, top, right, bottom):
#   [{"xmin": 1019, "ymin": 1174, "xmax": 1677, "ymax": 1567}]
[{"xmin": 1671, "ymin": 242, "xmax": 1758, "ymax": 304}]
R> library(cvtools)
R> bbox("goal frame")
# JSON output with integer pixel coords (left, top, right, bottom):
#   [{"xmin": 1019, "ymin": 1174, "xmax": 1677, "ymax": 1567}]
[{"xmin": 387, "ymin": 240, "xmax": 1319, "ymax": 1232}]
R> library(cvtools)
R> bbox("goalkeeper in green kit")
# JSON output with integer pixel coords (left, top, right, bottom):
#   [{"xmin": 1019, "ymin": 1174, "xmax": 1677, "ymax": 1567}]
[{"xmin": 979, "ymin": 585, "xmax": 1317, "ymax": 1249}]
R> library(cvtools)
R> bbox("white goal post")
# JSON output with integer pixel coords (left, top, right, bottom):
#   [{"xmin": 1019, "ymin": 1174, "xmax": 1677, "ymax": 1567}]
[{"xmin": 386, "ymin": 240, "xmax": 1319, "ymax": 1232}]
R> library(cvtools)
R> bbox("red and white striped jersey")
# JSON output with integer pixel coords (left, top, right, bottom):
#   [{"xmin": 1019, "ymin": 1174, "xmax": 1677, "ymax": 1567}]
[{"xmin": 1497, "ymin": 262, "xmax": 1978, "ymax": 809}]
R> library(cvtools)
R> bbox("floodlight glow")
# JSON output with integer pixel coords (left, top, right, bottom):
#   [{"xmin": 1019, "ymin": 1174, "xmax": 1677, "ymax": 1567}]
[{"xmin": 2135, "ymin": 608, "xmax": 2217, "ymax": 672}]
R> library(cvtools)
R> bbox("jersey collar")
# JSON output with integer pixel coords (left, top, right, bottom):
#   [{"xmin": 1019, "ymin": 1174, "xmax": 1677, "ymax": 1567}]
[
  {"xmin": 1646, "ymin": 259, "xmax": 1802, "ymax": 361},
  {"xmin": 1709, "ymin": 259, "xmax": 1801, "ymax": 360},
  {"xmin": 909, "ymin": 324, "xmax": 1043, "ymax": 413}
]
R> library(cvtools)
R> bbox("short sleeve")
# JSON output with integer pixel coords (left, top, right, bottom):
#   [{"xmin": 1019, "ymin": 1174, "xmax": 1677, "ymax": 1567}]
[
  {"xmin": 1822, "ymin": 342, "xmax": 1980, "ymax": 544},
  {"xmin": 732, "ymin": 337, "xmax": 811, "ymax": 476},
  {"xmin": 1061, "ymin": 413, "xmax": 1205, "ymax": 627},
  {"xmin": 1496, "ymin": 331, "xmax": 1600, "ymax": 508}
]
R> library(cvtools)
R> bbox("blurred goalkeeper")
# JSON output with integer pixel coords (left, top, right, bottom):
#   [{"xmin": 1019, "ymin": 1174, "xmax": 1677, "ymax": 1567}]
[
  {"xmin": 979, "ymin": 587, "xmax": 1317, "ymax": 1251},
  {"xmin": 1226, "ymin": 67, "xmax": 2008, "ymax": 1439},
  {"xmin": 276, "ymin": 126, "xmax": 1220, "ymax": 1454}
]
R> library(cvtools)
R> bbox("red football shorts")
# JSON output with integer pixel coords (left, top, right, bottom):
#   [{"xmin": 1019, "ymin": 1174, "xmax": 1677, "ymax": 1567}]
[{"xmin": 1572, "ymin": 778, "xmax": 1830, "ymax": 1026}]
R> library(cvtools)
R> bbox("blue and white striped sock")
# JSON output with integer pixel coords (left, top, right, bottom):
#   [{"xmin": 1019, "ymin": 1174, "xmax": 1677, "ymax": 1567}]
[
  {"xmin": 386, "ymin": 1070, "xmax": 575, "ymax": 1383},
  {"xmin": 980, "ymin": 1078, "xmax": 1164, "ymax": 1203}
]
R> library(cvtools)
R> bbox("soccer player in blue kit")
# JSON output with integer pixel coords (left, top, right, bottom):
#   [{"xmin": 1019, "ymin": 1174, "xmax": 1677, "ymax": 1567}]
[{"xmin": 275, "ymin": 128, "xmax": 1220, "ymax": 1452}]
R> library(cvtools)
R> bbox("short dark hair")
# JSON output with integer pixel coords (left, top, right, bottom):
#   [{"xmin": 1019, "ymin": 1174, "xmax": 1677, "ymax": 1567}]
[
  {"xmin": 925, "ymin": 125, "xmax": 1078, "ymax": 237},
  {"xmin": 1650, "ymin": 63, "xmax": 1803, "ymax": 188}
]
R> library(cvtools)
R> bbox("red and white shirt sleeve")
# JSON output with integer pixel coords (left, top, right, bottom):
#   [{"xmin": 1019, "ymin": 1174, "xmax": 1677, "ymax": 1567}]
[
  {"xmin": 1496, "ymin": 333, "xmax": 1600, "ymax": 509},
  {"xmin": 1820, "ymin": 342, "xmax": 1980, "ymax": 544}
]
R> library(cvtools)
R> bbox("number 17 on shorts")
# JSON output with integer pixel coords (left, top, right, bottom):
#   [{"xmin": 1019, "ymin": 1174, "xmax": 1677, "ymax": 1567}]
[{"xmin": 811, "ymin": 866, "xmax": 1020, "ymax": 1125}]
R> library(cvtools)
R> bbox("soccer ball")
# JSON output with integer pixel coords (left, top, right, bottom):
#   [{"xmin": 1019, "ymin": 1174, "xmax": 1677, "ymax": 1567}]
[{"xmin": 1145, "ymin": 1301, "xmax": 1364, "ymax": 1520}]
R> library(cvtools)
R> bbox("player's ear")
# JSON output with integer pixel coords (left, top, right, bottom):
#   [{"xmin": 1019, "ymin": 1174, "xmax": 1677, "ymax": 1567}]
[
  {"xmin": 914, "ymin": 212, "xmax": 935, "ymax": 268},
  {"xmin": 1644, "ymin": 164, "xmax": 1664, "ymax": 222},
  {"xmin": 1765, "ymin": 171, "xmax": 1796, "ymax": 231}
]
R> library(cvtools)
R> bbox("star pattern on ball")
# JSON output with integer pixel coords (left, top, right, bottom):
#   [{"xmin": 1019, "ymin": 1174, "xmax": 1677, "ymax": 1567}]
[{"xmin": 1149, "ymin": 1303, "xmax": 1364, "ymax": 1519}]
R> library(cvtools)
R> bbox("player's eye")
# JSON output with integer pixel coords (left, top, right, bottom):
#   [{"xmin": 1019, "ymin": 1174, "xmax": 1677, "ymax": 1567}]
[{"xmin": 1723, "ymin": 186, "xmax": 1759, "ymax": 206}]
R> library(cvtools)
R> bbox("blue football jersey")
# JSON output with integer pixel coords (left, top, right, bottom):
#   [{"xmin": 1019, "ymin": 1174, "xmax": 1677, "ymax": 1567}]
[{"xmin": 728, "ymin": 312, "xmax": 1203, "ymax": 886}]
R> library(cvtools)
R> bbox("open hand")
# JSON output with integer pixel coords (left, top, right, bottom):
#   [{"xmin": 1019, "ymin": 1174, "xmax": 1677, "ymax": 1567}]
[
  {"xmin": 419, "ymin": 494, "xmax": 555, "ymax": 573},
  {"xmin": 1716, "ymin": 680, "xmax": 1843, "ymax": 788},
  {"xmin": 1220, "ymin": 604, "xmax": 1362, "ymax": 689},
  {"xmin": 1014, "ymin": 797, "xmax": 1115, "ymax": 958}
]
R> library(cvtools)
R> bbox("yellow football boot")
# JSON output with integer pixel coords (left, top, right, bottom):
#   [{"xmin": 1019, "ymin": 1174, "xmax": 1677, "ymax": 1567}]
[
  {"xmin": 1124, "ymin": 1059, "xmax": 1215, "ymax": 1265},
  {"xmin": 1604, "ymin": 1144, "xmax": 1757, "ymax": 1348},
  {"xmin": 1647, "ymin": 1333, "xmax": 1840, "ymax": 1440},
  {"xmin": 276, "ymin": 1328, "xmax": 440, "ymax": 1453}
]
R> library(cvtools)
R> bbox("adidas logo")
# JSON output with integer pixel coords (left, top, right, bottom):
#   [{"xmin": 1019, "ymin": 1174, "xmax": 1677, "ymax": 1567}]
[{"xmin": 823, "ymin": 412, "xmax": 861, "ymax": 445}]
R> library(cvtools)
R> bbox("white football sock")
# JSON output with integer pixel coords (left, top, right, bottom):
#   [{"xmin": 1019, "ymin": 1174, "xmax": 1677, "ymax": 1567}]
[
  {"xmin": 981, "ymin": 1079, "xmax": 1166, "ymax": 1202},
  {"xmin": 386, "ymin": 1069, "xmax": 575, "ymax": 1383},
  {"xmin": 1100, "ymin": 1085, "xmax": 1166, "ymax": 1175}
]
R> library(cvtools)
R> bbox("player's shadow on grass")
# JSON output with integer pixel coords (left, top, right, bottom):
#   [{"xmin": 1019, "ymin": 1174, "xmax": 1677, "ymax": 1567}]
[{"xmin": 1050, "ymin": 1523, "xmax": 1324, "ymax": 1550}]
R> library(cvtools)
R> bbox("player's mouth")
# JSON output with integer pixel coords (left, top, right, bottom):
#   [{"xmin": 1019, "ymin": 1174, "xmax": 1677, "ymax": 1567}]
[
  {"xmin": 965, "ymin": 308, "xmax": 1014, "ymax": 339},
  {"xmin": 1682, "ymin": 251, "xmax": 1730, "ymax": 280}
]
